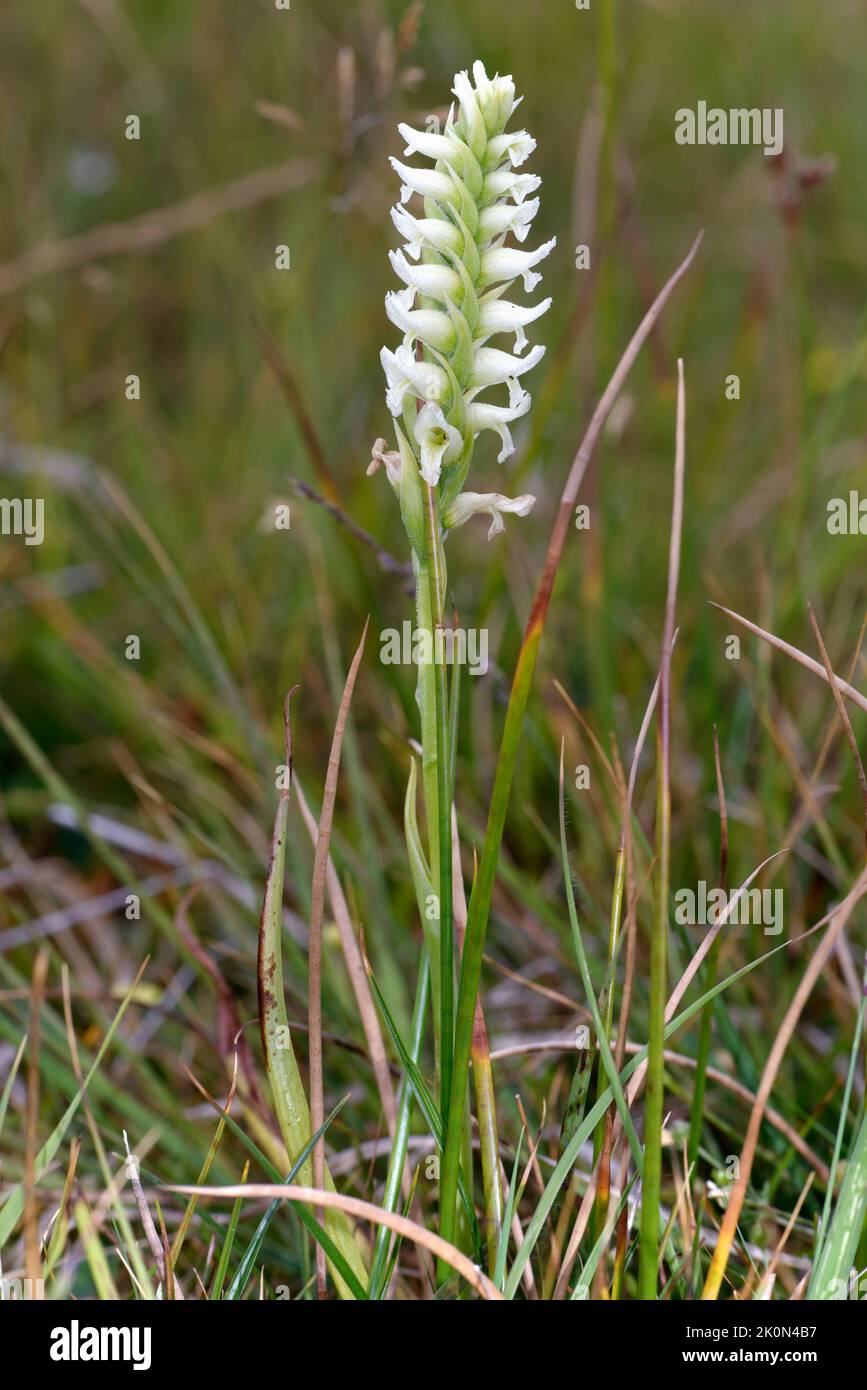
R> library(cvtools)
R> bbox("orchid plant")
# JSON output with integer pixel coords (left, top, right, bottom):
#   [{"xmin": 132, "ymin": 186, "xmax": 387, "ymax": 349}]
[{"xmin": 368, "ymin": 59, "xmax": 553, "ymax": 1265}]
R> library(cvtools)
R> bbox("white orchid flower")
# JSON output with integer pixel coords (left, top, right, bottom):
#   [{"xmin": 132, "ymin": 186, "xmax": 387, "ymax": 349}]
[
  {"xmin": 466, "ymin": 387, "xmax": 531, "ymax": 462},
  {"xmin": 389, "ymin": 158, "xmax": 457, "ymax": 207},
  {"xmin": 478, "ymin": 197, "xmax": 539, "ymax": 243},
  {"xmin": 414, "ymin": 402, "xmax": 463, "ymax": 487},
  {"xmin": 381, "ymin": 345, "xmax": 448, "ymax": 417},
  {"xmin": 482, "ymin": 169, "xmax": 541, "ymax": 206},
  {"xmin": 487, "ymin": 130, "xmax": 537, "ymax": 168},
  {"xmin": 389, "ymin": 247, "xmax": 461, "ymax": 302},
  {"xmin": 444, "ymin": 490, "xmax": 537, "ymax": 539},
  {"xmin": 398, "ymin": 122, "xmax": 459, "ymax": 163},
  {"xmin": 480, "ymin": 237, "xmax": 557, "ymax": 293},
  {"xmin": 385, "ymin": 290, "xmax": 455, "ymax": 353},
  {"xmin": 467, "ymin": 344, "xmax": 546, "ymax": 393},
  {"xmin": 477, "ymin": 294, "xmax": 553, "ymax": 352},
  {"xmin": 391, "ymin": 204, "xmax": 462, "ymax": 260}
]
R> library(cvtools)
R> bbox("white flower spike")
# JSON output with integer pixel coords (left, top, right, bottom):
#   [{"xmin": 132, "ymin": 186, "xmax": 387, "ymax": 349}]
[
  {"xmin": 444, "ymin": 491, "xmax": 537, "ymax": 540},
  {"xmin": 373, "ymin": 60, "xmax": 554, "ymax": 549}
]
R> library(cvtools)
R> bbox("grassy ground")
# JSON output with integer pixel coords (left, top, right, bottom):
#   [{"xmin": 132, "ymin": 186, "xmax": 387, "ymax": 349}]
[{"xmin": 1, "ymin": 0, "xmax": 866, "ymax": 1300}]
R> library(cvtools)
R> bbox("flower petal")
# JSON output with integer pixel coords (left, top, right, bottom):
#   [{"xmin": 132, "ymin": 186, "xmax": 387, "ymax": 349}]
[
  {"xmin": 381, "ymin": 345, "xmax": 448, "ymax": 416},
  {"xmin": 389, "ymin": 157, "xmax": 456, "ymax": 206},
  {"xmin": 468, "ymin": 343, "xmax": 547, "ymax": 392},
  {"xmin": 478, "ymin": 197, "xmax": 539, "ymax": 244},
  {"xmin": 444, "ymin": 489, "xmax": 536, "ymax": 539},
  {"xmin": 467, "ymin": 388, "xmax": 531, "ymax": 462},
  {"xmin": 389, "ymin": 247, "xmax": 460, "ymax": 301},
  {"xmin": 486, "ymin": 130, "xmax": 537, "ymax": 168},
  {"xmin": 385, "ymin": 293, "xmax": 455, "ymax": 353},
  {"xmin": 414, "ymin": 402, "xmax": 463, "ymax": 486},
  {"xmin": 391, "ymin": 205, "xmax": 461, "ymax": 260},
  {"xmin": 480, "ymin": 238, "xmax": 556, "ymax": 293},
  {"xmin": 482, "ymin": 169, "xmax": 541, "ymax": 206},
  {"xmin": 477, "ymin": 295, "xmax": 553, "ymax": 352}
]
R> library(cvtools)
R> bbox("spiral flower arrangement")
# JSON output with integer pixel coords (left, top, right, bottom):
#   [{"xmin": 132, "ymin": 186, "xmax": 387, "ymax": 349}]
[{"xmin": 370, "ymin": 59, "xmax": 554, "ymax": 544}]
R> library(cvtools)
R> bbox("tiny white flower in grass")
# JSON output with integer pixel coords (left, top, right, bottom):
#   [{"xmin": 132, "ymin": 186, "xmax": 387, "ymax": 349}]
[
  {"xmin": 444, "ymin": 490, "xmax": 536, "ymax": 540},
  {"xmin": 415, "ymin": 402, "xmax": 463, "ymax": 486},
  {"xmin": 374, "ymin": 59, "xmax": 552, "ymax": 545}
]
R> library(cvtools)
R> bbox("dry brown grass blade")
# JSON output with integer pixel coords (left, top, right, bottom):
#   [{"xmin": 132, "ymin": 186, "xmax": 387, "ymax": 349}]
[
  {"xmin": 294, "ymin": 779, "xmax": 401, "ymax": 1145},
  {"xmin": 308, "ymin": 619, "xmax": 369, "ymax": 1298},
  {"xmin": 123, "ymin": 1131, "xmax": 185, "ymax": 1299},
  {"xmin": 711, "ymin": 601, "xmax": 867, "ymax": 716},
  {"xmin": 701, "ymin": 864, "xmax": 867, "ymax": 1299},
  {"xmin": 807, "ymin": 603, "xmax": 867, "ymax": 858},
  {"xmin": 169, "ymin": 1183, "xmax": 503, "ymax": 1300},
  {"xmin": 0, "ymin": 159, "xmax": 316, "ymax": 296},
  {"xmin": 528, "ymin": 235, "xmax": 703, "ymax": 638}
]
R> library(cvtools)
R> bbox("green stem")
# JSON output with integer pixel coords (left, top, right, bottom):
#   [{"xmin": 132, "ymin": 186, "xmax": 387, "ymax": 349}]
[
  {"xmin": 413, "ymin": 549, "xmax": 442, "ymax": 1086},
  {"xmin": 424, "ymin": 488, "xmax": 454, "ymax": 1120},
  {"xmin": 439, "ymin": 626, "xmax": 542, "ymax": 1255},
  {"xmin": 639, "ymin": 732, "xmax": 669, "ymax": 1298},
  {"xmin": 368, "ymin": 957, "xmax": 429, "ymax": 1298}
]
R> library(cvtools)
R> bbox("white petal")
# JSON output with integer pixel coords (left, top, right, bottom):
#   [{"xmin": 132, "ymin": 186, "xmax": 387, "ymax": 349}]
[
  {"xmin": 414, "ymin": 402, "xmax": 463, "ymax": 487},
  {"xmin": 398, "ymin": 123, "xmax": 456, "ymax": 162},
  {"xmin": 385, "ymin": 293, "xmax": 454, "ymax": 352},
  {"xmin": 391, "ymin": 205, "xmax": 461, "ymax": 260},
  {"xmin": 477, "ymin": 295, "xmax": 552, "ymax": 352},
  {"xmin": 471, "ymin": 62, "xmax": 518, "ymax": 135},
  {"xmin": 389, "ymin": 247, "xmax": 460, "ymax": 301},
  {"xmin": 480, "ymin": 238, "xmax": 556, "ymax": 292},
  {"xmin": 381, "ymin": 345, "xmax": 448, "ymax": 416},
  {"xmin": 468, "ymin": 343, "xmax": 546, "ymax": 392},
  {"xmin": 483, "ymin": 170, "xmax": 541, "ymax": 205},
  {"xmin": 389, "ymin": 157, "xmax": 455, "ymax": 205},
  {"xmin": 445, "ymin": 489, "xmax": 536, "ymax": 539},
  {"xmin": 478, "ymin": 197, "xmax": 539, "ymax": 244},
  {"xmin": 467, "ymin": 389, "xmax": 531, "ymax": 462},
  {"xmin": 487, "ymin": 130, "xmax": 537, "ymax": 168}
]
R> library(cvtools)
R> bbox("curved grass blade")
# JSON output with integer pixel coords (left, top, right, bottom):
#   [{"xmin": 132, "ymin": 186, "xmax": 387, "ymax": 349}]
[
  {"xmin": 225, "ymin": 1095, "xmax": 350, "ymax": 1300},
  {"xmin": 257, "ymin": 689, "xmax": 368, "ymax": 1297}
]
